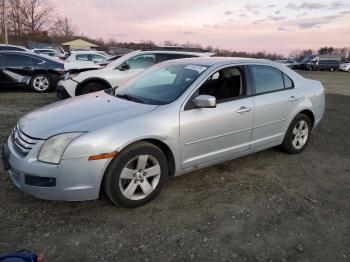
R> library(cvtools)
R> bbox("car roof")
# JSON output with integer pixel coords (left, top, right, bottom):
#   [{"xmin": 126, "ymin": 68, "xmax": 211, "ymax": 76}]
[{"xmin": 161, "ymin": 56, "xmax": 277, "ymax": 67}]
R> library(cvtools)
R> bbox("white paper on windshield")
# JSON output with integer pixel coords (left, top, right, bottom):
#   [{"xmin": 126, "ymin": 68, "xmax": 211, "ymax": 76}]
[{"xmin": 185, "ymin": 65, "xmax": 207, "ymax": 73}]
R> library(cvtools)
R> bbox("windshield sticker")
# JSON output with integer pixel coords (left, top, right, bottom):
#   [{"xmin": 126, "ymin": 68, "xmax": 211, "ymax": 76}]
[{"xmin": 185, "ymin": 65, "xmax": 207, "ymax": 73}]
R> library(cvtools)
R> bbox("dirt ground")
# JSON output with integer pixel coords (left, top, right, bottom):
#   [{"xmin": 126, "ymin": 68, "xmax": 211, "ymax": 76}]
[{"xmin": 0, "ymin": 71, "xmax": 349, "ymax": 262}]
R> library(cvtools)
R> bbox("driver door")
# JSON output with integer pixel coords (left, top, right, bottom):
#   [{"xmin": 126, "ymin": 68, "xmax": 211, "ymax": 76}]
[{"xmin": 179, "ymin": 66, "xmax": 254, "ymax": 170}]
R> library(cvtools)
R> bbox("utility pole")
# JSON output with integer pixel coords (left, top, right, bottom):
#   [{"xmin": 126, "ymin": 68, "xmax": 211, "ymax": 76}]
[{"xmin": 1, "ymin": 0, "xmax": 7, "ymax": 44}]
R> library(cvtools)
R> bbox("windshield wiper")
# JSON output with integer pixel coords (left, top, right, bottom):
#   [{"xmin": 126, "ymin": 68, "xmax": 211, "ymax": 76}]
[{"xmin": 115, "ymin": 93, "xmax": 143, "ymax": 103}]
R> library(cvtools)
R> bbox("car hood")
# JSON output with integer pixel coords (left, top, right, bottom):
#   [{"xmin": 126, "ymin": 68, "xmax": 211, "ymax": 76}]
[
  {"xmin": 18, "ymin": 91, "xmax": 158, "ymax": 139},
  {"xmin": 73, "ymin": 67, "xmax": 113, "ymax": 82}
]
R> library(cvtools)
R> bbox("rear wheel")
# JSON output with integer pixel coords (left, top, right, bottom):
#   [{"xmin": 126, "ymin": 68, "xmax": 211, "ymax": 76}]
[
  {"xmin": 30, "ymin": 74, "xmax": 51, "ymax": 92},
  {"xmin": 103, "ymin": 142, "xmax": 168, "ymax": 207},
  {"xmin": 80, "ymin": 82, "xmax": 106, "ymax": 95},
  {"xmin": 281, "ymin": 114, "xmax": 312, "ymax": 154},
  {"xmin": 330, "ymin": 67, "xmax": 335, "ymax": 72}
]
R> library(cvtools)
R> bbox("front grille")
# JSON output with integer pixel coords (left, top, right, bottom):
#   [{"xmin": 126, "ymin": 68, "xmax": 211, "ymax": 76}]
[{"xmin": 11, "ymin": 125, "xmax": 40, "ymax": 156}]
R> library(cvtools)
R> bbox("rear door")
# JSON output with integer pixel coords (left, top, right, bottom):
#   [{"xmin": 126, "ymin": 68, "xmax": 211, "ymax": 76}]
[
  {"xmin": 249, "ymin": 65, "xmax": 298, "ymax": 149},
  {"xmin": 3, "ymin": 53, "xmax": 39, "ymax": 86},
  {"xmin": 0, "ymin": 53, "xmax": 7, "ymax": 85}
]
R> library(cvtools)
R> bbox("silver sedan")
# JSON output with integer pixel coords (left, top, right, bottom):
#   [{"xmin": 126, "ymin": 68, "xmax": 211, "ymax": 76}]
[{"xmin": 2, "ymin": 57, "xmax": 325, "ymax": 207}]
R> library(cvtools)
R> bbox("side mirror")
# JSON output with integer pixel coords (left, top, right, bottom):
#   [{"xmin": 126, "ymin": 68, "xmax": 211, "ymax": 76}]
[
  {"xmin": 193, "ymin": 95, "xmax": 216, "ymax": 108},
  {"xmin": 119, "ymin": 63, "xmax": 130, "ymax": 71}
]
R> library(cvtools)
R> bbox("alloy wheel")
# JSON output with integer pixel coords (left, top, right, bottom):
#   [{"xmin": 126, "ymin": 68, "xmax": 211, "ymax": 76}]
[
  {"xmin": 119, "ymin": 154, "xmax": 161, "ymax": 200},
  {"xmin": 292, "ymin": 120, "xmax": 309, "ymax": 150},
  {"xmin": 33, "ymin": 76, "xmax": 50, "ymax": 91}
]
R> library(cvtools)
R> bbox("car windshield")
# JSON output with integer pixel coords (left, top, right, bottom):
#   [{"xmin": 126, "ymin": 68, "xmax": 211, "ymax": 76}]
[{"xmin": 114, "ymin": 63, "xmax": 208, "ymax": 105}]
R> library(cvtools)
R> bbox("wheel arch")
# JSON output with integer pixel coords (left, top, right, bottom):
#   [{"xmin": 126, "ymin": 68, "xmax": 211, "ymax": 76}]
[
  {"xmin": 76, "ymin": 78, "xmax": 112, "ymax": 96},
  {"xmin": 298, "ymin": 109, "xmax": 315, "ymax": 129}
]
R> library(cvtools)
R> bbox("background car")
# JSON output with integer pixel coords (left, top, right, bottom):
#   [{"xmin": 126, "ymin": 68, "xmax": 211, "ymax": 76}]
[
  {"xmin": 0, "ymin": 44, "xmax": 29, "ymax": 52},
  {"xmin": 96, "ymin": 54, "xmax": 124, "ymax": 67},
  {"xmin": 339, "ymin": 62, "xmax": 350, "ymax": 72},
  {"xmin": 57, "ymin": 47, "xmax": 215, "ymax": 99},
  {"xmin": 275, "ymin": 59, "xmax": 299, "ymax": 69},
  {"xmin": 0, "ymin": 51, "xmax": 65, "ymax": 92},
  {"xmin": 32, "ymin": 48, "xmax": 65, "ymax": 60},
  {"xmin": 65, "ymin": 50, "xmax": 110, "ymax": 64},
  {"xmin": 298, "ymin": 55, "xmax": 341, "ymax": 71}
]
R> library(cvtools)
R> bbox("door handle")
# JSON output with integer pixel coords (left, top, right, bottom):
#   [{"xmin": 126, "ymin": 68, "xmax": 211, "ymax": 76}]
[
  {"xmin": 289, "ymin": 96, "xmax": 298, "ymax": 102},
  {"xmin": 236, "ymin": 106, "xmax": 251, "ymax": 114}
]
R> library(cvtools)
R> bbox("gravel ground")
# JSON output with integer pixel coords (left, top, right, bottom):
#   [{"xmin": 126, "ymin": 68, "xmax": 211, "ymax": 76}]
[{"xmin": 0, "ymin": 71, "xmax": 349, "ymax": 262}]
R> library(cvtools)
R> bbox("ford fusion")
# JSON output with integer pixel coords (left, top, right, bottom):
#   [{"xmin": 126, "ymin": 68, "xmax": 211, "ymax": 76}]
[{"xmin": 2, "ymin": 57, "xmax": 325, "ymax": 207}]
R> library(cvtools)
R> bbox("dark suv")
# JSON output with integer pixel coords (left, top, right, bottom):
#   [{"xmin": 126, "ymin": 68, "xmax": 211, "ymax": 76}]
[{"xmin": 0, "ymin": 51, "xmax": 65, "ymax": 92}]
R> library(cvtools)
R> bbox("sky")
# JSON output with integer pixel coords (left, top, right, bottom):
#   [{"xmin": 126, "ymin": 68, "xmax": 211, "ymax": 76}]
[{"xmin": 51, "ymin": 0, "xmax": 350, "ymax": 55}]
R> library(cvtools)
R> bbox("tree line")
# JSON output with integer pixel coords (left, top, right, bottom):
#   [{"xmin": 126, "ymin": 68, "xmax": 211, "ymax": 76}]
[{"xmin": 0, "ymin": 0, "xmax": 349, "ymax": 61}]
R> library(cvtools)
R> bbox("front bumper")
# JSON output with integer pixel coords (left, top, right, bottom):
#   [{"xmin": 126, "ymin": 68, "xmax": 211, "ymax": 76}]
[
  {"xmin": 2, "ymin": 137, "xmax": 110, "ymax": 201},
  {"xmin": 56, "ymin": 84, "xmax": 71, "ymax": 100},
  {"xmin": 57, "ymin": 79, "xmax": 78, "ymax": 99}
]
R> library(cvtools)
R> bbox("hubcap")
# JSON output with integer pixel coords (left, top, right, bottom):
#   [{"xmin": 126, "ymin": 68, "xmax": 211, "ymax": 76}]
[
  {"xmin": 292, "ymin": 120, "xmax": 309, "ymax": 149},
  {"xmin": 33, "ymin": 76, "xmax": 49, "ymax": 91},
  {"xmin": 119, "ymin": 155, "xmax": 161, "ymax": 200}
]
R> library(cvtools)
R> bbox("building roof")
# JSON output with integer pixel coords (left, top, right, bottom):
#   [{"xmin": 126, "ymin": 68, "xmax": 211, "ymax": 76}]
[{"xmin": 62, "ymin": 39, "xmax": 99, "ymax": 49}]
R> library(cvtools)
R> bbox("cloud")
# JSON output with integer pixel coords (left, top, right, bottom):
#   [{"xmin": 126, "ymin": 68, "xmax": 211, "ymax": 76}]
[
  {"xmin": 108, "ymin": 33, "xmax": 129, "ymax": 37},
  {"xmin": 183, "ymin": 31, "xmax": 197, "ymax": 35},
  {"xmin": 224, "ymin": 10, "xmax": 233, "ymax": 15},
  {"xmin": 287, "ymin": 2, "xmax": 326, "ymax": 10},
  {"xmin": 339, "ymin": 10, "xmax": 350, "ymax": 14},
  {"xmin": 245, "ymin": 4, "xmax": 260, "ymax": 14},
  {"xmin": 267, "ymin": 4, "xmax": 276, "ymax": 8},
  {"xmin": 287, "ymin": 1, "xmax": 350, "ymax": 10},
  {"xmin": 203, "ymin": 24, "xmax": 211, "ymax": 27},
  {"xmin": 298, "ymin": 21, "xmax": 328, "ymax": 29},
  {"xmin": 268, "ymin": 16, "xmax": 286, "ymax": 21},
  {"xmin": 278, "ymin": 27, "xmax": 293, "ymax": 32},
  {"xmin": 253, "ymin": 19, "xmax": 266, "ymax": 25},
  {"xmin": 238, "ymin": 14, "xmax": 247, "ymax": 18}
]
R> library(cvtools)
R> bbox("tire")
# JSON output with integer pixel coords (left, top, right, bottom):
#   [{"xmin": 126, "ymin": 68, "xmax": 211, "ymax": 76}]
[
  {"xmin": 330, "ymin": 67, "xmax": 335, "ymax": 72},
  {"xmin": 308, "ymin": 66, "xmax": 313, "ymax": 71},
  {"xmin": 80, "ymin": 82, "xmax": 106, "ymax": 95},
  {"xmin": 103, "ymin": 142, "xmax": 168, "ymax": 208},
  {"xmin": 30, "ymin": 74, "xmax": 51, "ymax": 92},
  {"xmin": 280, "ymin": 114, "xmax": 312, "ymax": 154}
]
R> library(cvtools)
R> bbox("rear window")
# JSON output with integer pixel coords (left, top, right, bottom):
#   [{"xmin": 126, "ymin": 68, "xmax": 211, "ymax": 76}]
[{"xmin": 158, "ymin": 53, "xmax": 195, "ymax": 62}]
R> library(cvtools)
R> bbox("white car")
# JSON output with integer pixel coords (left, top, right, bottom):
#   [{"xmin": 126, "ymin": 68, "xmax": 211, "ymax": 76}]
[
  {"xmin": 65, "ymin": 50, "xmax": 110, "ymax": 64},
  {"xmin": 339, "ymin": 62, "xmax": 350, "ymax": 72},
  {"xmin": 57, "ymin": 48, "xmax": 215, "ymax": 99}
]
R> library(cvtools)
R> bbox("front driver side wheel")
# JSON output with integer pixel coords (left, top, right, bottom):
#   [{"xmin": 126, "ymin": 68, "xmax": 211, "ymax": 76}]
[
  {"xmin": 103, "ymin": 142, "xmax": 168, "ymax": 208},
  {"xmin": 80, "ymin": 82, "xmax": 106, "ymax": 95},
  {"xmin": 281, "ymin": 114, "xmax": 312, "ymax": 154}
]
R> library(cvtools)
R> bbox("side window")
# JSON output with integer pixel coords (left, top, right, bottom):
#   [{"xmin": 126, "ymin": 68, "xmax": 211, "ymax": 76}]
[
  {"xmin": 5, "ymin": 54, "xmax": 33, "ymax": 67},
  {"xmin": 91, "ymin": 54, "xmax": 105, "ymax": 62},
  {"xmin": 158, "ymin": 53, "xmax": 195, "ymax": 62},
  {"xmin": 125, "ymin": 54, "xmax": 156, "ymax": 69},
  {"xmin": 199, "ymin": 66, "xmax": 245, "ymax": 102},
  {"xmin": 283, "ymin": 73, "xmax": 294, "ymax": 89},
  {"xmin": 251, "ymin": 65, "xmax": 285, "ymax": 94},
  {"xmin": 76, "ymin": 54, "xmax": 89, "ymax": 61}
]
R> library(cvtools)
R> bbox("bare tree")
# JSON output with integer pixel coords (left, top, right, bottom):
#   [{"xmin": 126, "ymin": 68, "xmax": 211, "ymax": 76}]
[
  {"xmin": 51, "ymin": 16, "xmax": 76, "ymax": 39},
  {"xmin": 6, "ymin": 0, "xmax": 24, "ymax": 42},
  {"xmin": 22, "ymin": 0, "xmax": 54, "ymax": 33}
]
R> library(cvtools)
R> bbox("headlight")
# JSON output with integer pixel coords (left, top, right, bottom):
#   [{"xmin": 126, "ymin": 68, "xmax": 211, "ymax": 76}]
[
  {"xmin": 68, "ymin": 72, "xmax": 79, "ymax": 79},
  {"xmin": 38, "ymin": 133, "xmax": 84, "ymax": 164}
]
